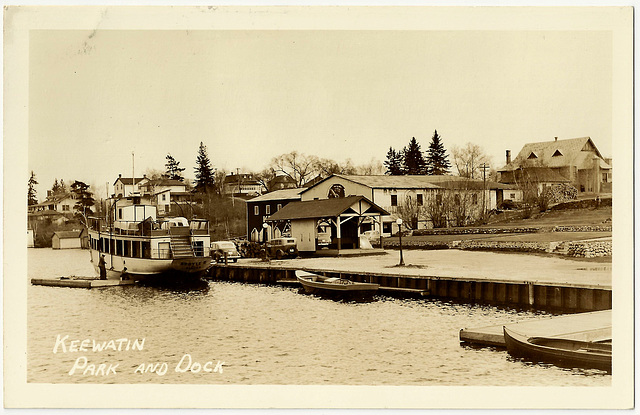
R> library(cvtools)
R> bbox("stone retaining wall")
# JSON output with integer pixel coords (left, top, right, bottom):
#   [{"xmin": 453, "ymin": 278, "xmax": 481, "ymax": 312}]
[
  {"xmin": 408, "ymin": 224, "xmax": 611, "ymax": 236},
  {"xmin": 380, "ymin": 239, "xmax": 612, "ymax": 257},
  {"xmin": 565, "ymin": 241, "xmax": 612, "ymax": 258}
]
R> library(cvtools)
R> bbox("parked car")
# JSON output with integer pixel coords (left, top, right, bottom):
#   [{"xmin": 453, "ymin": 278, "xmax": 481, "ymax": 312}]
[
  {"xmin": 266, "ymin": 237, "xmax": 298, "ymax": 259},
  {"xmin": 211, "ymin": 241, "xmax": 241, "ymax": 263},
  {"xmin": 317, "ymin": 225, "xmax": 331, "ymax": 248}
]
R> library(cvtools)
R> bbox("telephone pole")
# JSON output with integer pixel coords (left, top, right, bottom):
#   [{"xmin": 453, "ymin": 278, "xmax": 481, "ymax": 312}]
[{"xmin": 480, "ymin": 163, "xmax": 490, "ymax": 215}]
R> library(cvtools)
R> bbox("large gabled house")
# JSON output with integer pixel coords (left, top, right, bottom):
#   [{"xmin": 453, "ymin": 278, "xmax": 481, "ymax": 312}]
[
  {"xmin": 222, "ymin": 173, "xmax": 262, "ymax": 197},
  {"xmin": 498, "ymin": 137, "xmax": 612, "ymax": 194},
  {"xmin": 286, "ymin": 174, "xmax": 519, "ymax": 236}
]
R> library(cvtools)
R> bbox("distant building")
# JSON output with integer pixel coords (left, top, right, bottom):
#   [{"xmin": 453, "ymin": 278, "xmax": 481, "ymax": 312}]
[
  {"xmin": 52, "ymin": 229, "xmax": 88, "ymax": 250},
  {"xmin": 245, "ymin": 188, "xmax": 304, "ymax": 241},
  {"xmin": 113, "ymin": 174, "xmax": 147, "ymax": 198},
  {"xmin": 498, "ymin": 137, "xmax": 612, "ymax": 194},
  {"xmin": 27, "ymin": 192, "xmax": 77, "ymax": 214},
  {"xmin": 223, "ymin": 173, "xmax": 262, "ymax": 196},
  {"xmin": 267, "ymin": 175, "xmax": 297, "ymax": 192}
]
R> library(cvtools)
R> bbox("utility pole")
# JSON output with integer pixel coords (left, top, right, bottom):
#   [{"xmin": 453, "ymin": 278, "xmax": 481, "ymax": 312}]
[{"xmin": 480, "ymin": 163, "xmax": 490, "ymax": 215}]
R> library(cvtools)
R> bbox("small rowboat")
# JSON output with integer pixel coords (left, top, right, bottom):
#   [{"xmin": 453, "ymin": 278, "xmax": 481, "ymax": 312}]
[
  {"xmin": 503, "ymin": 326, "xmax": 611, "ymax": 372},
  {"xmin": 295, "ymin": 270, "xmax": 379, "ymax": 297}
]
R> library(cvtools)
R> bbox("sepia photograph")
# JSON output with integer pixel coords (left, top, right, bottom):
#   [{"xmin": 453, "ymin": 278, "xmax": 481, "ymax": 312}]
[{"xmin": 4, "ymin": 4, "xmax": 634, "ymax": 409}]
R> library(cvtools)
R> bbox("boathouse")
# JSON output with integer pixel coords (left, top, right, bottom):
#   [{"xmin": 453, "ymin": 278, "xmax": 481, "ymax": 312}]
[
  {"xmin": 265, "ymin": 195, "xmax": 388, "ymax": 253},
  {"xmin": 52, "ymin": 229, "xmax": 88, "ymax": 250}
]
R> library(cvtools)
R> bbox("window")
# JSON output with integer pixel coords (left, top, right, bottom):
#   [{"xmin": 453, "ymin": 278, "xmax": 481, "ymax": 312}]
[
  {"xmin": 328, "ymin": 184, "xmax": 346, "ymax": 198},
  {"xmin": 277, "ymin": 204, "xmax": 282, "ymax": 211},
  {"xmin": 552, "ymin": 150, "xmax": 563, "ymax": 157},
  {"xmin": 602, "ymin": 173, "xmax": 608, "ymax": 183},
  {"xmin": 266, "ymin": 205, "xmax": 271, "ymax": 215},
  {"xmin": 510, "ymin": 193, "xmax": 516, "ymax": 199},
  {"xmin": 454, "ymin": 194, "xmax": 461, "ymax": 206},
  {"xmin": 436, "ymin": 194, "xmax": 443, "ymax": 205},
  {"xmin": 118, "ymin": 209, "xmax": 122, "ymax": 219},
  {"xmin": 390, "ymin": 195, "xmax": 398, "ymax": 206},
  {"xmin": 162, "ymin": 194, "xmax": 166, "ymax": 201},
  {"xmin": 62, "ymin": 205, "xmax": 70, "ymax": 211},
  {"xmin": 472, "ymin": 194, "xmax": 478, "ymax": 205},
  {"xmin": 254, "ymin": 206, "xmax": 259, "ymax": 215},
  {"xmin": 527, "ymin": 152, "xmax": 538, "ymax": 159},
  {"xmin": 417, "ymin": 194, "xmax": 423, "ymax": 206}
]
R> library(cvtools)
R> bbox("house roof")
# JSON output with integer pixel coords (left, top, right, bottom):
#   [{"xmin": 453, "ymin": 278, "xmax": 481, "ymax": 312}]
[
  {"xmin": 114, "ymin": 177, "xmax": 145, "ymax": 186},
  {"xmin": 145, "ymin": 178, "xmax": 185, "ymax": 187},
  {"xmin": 435, "ymin": 178, "xmax": 520, "ymax": 190},
  {"xmin": 267, "ymin": 195, "xmax": 389, "ymax": 221},
  {"xmin": 503, "ymin": 167, "xmax": 571, "ymax": 183},
  {"xmin": 224, "ymin": 174, "xmax": 258, "ymax": 185},
  {"xmin": 248, "ymin": 188, "xmax": 305, "ymax": 203},
  {"xmin": 53, "ymin": 230, "xmax": 83, "ymax": 239},
  {"xmin": 500, "ymin": 137, "xmax": 611, "ymax": 171},
  {"xmin": 31, "ymin": 192, "xmax": 75, "ymax": 207},
  {"xmin": 304, "ymin": 175, "xmax": 443, "ymax": 192}
]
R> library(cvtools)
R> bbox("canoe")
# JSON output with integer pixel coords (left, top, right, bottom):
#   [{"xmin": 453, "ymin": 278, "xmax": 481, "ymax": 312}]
[
  {"xmin": 503, "ymin": 326, "xmax": 611, "ymax": 372},
  {"xmin": 295, "ymin": 270, "xmax": 379, "ymax": 296}
]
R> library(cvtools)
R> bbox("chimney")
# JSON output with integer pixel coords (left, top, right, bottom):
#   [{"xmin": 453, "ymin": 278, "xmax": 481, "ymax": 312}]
[
  {"xmin": 506, "ymin": 150, "xmax": 511, "ymax": 165},
  {"xmin": 554, "ymin": 136, "xmax": 558, "ymax": 141},
  {"xmin": 118, "ymin": 174, "xmax": 122, "ymax": 178}
]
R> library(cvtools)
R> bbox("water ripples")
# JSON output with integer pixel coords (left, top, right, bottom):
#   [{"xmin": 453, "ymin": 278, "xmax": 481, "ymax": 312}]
[{"xmin": 28, "ymin": 249, "xmax": 610, "ymax": 386}]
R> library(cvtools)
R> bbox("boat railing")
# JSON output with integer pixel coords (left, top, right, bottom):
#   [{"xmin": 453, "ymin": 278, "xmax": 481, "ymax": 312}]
[
  {"xmin": 193, "ymin": 246, "xmax": 210, "ymax": 257},
  {"xmin": 88, "ymin": 217, "xmax": 211, "ymax": 238}
]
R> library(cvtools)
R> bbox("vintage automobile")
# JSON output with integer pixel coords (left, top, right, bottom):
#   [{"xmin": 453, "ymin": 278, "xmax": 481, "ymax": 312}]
[
  {"xmin": 210, "ymin": 241, "xmax": 241, "ymax": 263},
  {"xmin": 266, "ymin": 237, "xmax": 298, "ymax": 259}
]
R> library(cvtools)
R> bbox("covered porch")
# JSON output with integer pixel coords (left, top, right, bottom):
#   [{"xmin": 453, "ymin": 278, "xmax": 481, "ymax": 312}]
[{"xmin": 265, "ymin": 195, "xmax": 389, "ymax": 254}]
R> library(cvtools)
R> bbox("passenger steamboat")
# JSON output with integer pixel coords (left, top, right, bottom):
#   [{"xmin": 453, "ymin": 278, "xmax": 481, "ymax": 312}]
[{"xmin": 87, "ymin": 196, "xmax": 211, "ymax": 283}]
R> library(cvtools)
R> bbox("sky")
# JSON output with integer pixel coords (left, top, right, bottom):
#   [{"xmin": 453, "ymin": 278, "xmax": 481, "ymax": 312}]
[{"xmin": 28, "ymin": 28, "xmax": 613, "ymax": 200}]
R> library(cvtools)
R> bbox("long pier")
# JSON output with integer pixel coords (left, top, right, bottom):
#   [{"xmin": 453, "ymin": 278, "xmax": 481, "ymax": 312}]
[{"xmin": 207, "ymin": 263, "xmax": 611, "ymax": 312}]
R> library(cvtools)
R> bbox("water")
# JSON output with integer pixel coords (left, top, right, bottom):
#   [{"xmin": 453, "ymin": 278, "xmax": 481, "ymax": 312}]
[{"xmin": 28, "ymin": 248, "xmax": 610, "ymax": 385}]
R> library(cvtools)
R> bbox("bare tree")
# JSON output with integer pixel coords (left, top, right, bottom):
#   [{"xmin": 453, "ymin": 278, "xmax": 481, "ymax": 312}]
[
  {"xmin": 424, "ymin": 190, "xmax": 449, "ymax": 228},
  {"xmin": 451, "ymin": 142, "xmax": 492, "ymax": 179},
  {"xmin": 396, "ymin": 195, "xmax": 425, "ymax": 230},
  {"xmin": 253, "ymin": 167, "xmax": 277, "ymax": 193},
  {"xmin": 356, "ymin": 158, "xmax": 386, "ymax": 175},
  {"xmin": 271, "ymin": 151, "xmax": 320, "ymax": 187}
]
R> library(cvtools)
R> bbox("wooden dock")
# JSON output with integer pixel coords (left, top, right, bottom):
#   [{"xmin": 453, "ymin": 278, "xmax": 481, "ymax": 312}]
[
  {"xmin": 459, "ymin": 309, "xmax": 612, "ymax": 347},
  {"xmin": 209, "ymin": 264, "xmax": 611, "ymax": 312},
  {"xmin": 31, "ymin": 278, "xmax": 136, "ymax": 289}
]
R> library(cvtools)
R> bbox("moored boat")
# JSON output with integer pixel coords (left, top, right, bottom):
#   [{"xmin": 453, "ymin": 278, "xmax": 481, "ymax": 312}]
[
  {"xmin": 87, "ymin": 198, "xmax": 211, "ymax": 283},
  {"xmin": 295, "ymin": 270, "xmax": 379, "ymax": 297},
  {"xmin": 503, "ymin": 326, "xmax": 612, "ymax": 372}
]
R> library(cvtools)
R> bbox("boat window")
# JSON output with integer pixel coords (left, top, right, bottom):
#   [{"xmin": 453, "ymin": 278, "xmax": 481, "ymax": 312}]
[
  {"xmin": 116, "ymin": 240, "xmax": 123, "ymax": 256},
  {"xmin": 124, "ymin": 240, "xmax": 131, "ymax": 257},
  {"xmin": 110, "ymin": 239, "xmax": 115, "ymax": 254},
  {"xmin": 132, "ymin": 240, "xmax": 140, "ymax": 258}
]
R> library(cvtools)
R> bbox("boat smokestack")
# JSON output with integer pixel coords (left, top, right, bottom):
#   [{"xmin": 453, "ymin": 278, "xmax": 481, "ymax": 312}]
[
  {"xmin": 506, "ymin": 150, "xmax": 511, "ymax": 165},
  {"xmin": 555, "ymin": 136, "xmax": 558, "ymax": 141}
]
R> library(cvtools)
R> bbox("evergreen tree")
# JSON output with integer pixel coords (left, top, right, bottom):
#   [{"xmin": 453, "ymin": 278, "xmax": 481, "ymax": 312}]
[
  {"xmin": 70, "ymin": 180, "xmax": 95, "ymax": 218},
  {"xmin": 28, "ymin": 171, "xmax": 38, "ymax": 205},
  {"xmin": 384, "ymin": 147, "xmax": 404, "ymax": 175},
  {"xmin": 51, "ymin": 178, "xmax": 65, "ymax": 195},
  {"xmin": 402, "ymin": 137, "xmax": 428, "ymax": 175},
  {"xmin": 194, "ymin": 142, "xmax": 215, "ymax": 193},
  {"xmin": 165, "ymin": 153, "xmax": 186, "ymax": 181},
  {"xmin": 425, "ymin": 130, "xmax": 451, "ymax": 175}
]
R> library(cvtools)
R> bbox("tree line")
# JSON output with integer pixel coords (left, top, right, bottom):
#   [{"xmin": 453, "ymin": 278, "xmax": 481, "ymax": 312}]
[{"xmin": 384, "ymin": 130, "xmax": 451, "ymax": 176}]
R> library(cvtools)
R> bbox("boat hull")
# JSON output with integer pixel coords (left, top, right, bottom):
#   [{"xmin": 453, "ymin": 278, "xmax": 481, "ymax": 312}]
[
  {"xmin": 503, "ymin": 326, "xmax": 612, "ymax": 372},
  {"xmin": 295, "ymin": 270, "xmax": 379, "ymax": 297},
  {"xmin": 90, "ymin": 249, "xmax": 211, "ymax": 283}
]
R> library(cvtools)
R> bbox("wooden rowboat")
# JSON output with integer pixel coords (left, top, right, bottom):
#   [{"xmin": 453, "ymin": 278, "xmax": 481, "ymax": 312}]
[
  {"xmin": 295, "ymin": 270, "xmax": 379, "ymax": 297},
  {"xmin": 503, "ymin": 326, "xmax": 611, "ymax": 372}
]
